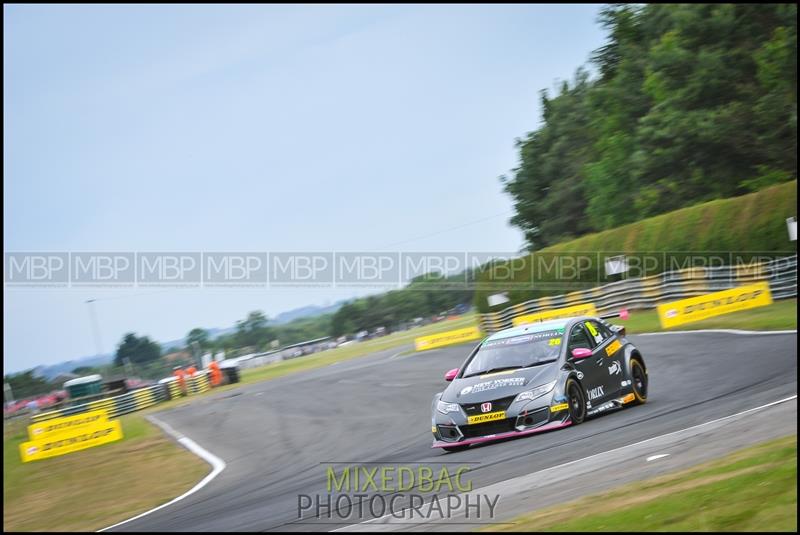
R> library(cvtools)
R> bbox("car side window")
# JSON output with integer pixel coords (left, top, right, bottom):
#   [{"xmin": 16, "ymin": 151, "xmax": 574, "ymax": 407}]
[
  {"xmin": 568, "ymin": 325, "xmax": 594, "ymax": 351},
  {"xmin": 584, "ymin": 320, "xmax": 609, "ymax": 346}
]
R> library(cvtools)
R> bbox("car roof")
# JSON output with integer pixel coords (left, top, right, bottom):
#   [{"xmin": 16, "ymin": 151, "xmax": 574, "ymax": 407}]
[{"xmin": 485, "ymin": 317, "xmax": 585, "ymax": 342}]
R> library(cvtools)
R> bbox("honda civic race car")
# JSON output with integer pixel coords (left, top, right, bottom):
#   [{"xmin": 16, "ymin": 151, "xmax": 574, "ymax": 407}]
[{"xmin": 431, "ymin": 315, "xmax": 648, "ymax": 452}]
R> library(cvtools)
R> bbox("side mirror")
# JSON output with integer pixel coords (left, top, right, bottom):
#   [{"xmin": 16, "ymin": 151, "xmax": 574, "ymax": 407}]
[
  {"xmin": 610, "ymin": 324, "xmax": 627, "ymax": 337},
  {"xmin": 570, "ymin": 348, "xmax": 592, "ymax": 360},
  {"xmin": 444, "ymin": 368, "xmax": 459, "ymax": 382}
]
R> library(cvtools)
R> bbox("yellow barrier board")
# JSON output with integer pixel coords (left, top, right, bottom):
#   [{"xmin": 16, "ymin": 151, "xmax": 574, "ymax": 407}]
[
  {"xmin": 415, "ymin": 325, "xmax": 483, "ymax": 351},
  {"xmin": 19, "ymin": 419, "xmax": 123, "ymax": 463},
  {"xmin": 512, "ymin": 303, "xmax": 598, "ymax": 327},
  {"xmin": 657, "ymin": 282, "xmax": 773, "ymax": 329},
  {"xmin": 27, "ymin": 409, "xmax": 108, "ymax": 441}
]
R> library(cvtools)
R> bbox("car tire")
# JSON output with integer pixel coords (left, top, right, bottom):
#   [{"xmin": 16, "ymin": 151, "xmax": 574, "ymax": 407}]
[
  {"xmin": 566, "ymin": 378, "xmax": 586, "ymax": 424},
  {"xmin": 442, "ymin": 444, "xmax": 470, "ymax": 453},
  {"xmin": 630, "ymin": 358, "xmax": 648, "ymax": 404}
]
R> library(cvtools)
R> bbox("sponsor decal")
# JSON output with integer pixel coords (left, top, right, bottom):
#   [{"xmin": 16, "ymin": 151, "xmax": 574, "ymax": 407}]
[
  {"xmin": 605, "ymin": 339, "xmax": 622, "ymax": 356},
  {"xmin": 512, "ymin": 303, "xmax": 598, "ymax": 327},
  {"xmin": 585, "ymin": 321, "xmax": 603, "ymax": 344},
  {"xmin": 550, "ymin": 403, "xmax": 569, "ymax": 413},
  {"xmin": 415, "ymin": 325, "xmax": 483, "ymax": 352},
  {"xmin": 482, "ymin": 330, "xmax": 563, "ymax": 348},
  {"xmin": 588, "ymin": 386, "xmax": 605, "ymax": 400},
  {"xmin": 27, "ymin": 409, "xmax": 109, "ymax": 441},
  {"xmin": 656, "ymin": 282, "xmax": 773, "ymax": 329},
  {"xmin": 608, "ymin": 361, "xmax": 621, "ymax": 375},
  {"xmin": 461, "ymin": 377, "xmax": 526, "ymax": 396},
  {"xmin": 19, "ymin": 419, "xmax": 123, "ymax": 463},
  {"xmin": 587, "ymin": 401, "xmax": 615, "ymax": 416},
  {"xmin": 576, "ymin": 371, "xmax": 584, "ymax": 380},
  {"xmin": 480, "ymin": 402, "xmax": 492, "ymax": 413},
  {"xmin": 467, "ymin": 411, "xmax": 505, "ymax": 425},
  {"xmin": 620, "ymin": 380, "xmax": 630, "ymax": 387}
]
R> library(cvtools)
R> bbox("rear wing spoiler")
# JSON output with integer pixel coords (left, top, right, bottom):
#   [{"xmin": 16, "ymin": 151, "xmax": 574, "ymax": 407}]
[
  {"xmin": 600, "ymin": 308, "xmax": 630, "ymax": 321},
  {"xmin": 599, "ymin": 308, "xmax": 629, "ymax": 336}
]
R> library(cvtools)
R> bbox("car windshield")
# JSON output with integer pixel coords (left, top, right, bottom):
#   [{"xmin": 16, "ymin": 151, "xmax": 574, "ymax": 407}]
[{"xmin": 462, "ymin": 329, "xmax": 564, "ymax": 378}]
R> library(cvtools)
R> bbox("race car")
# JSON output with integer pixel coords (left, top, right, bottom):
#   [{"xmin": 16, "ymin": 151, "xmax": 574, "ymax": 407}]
[{"xmin": 431, "ymin": 315, "xmax": 648, "ymax": 452}]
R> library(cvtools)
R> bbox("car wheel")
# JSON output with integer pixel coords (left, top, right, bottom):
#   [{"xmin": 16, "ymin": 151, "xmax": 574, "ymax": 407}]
[
  {"xmin": 566, "ymin": 378, "xmax": 586, "ymax": 424},
  {"xmin": 630, "ymin": 358, "xmax": 648, "ymax": 404},
  {"xmin": 442, "ymin": 444, "xmax": 470, "ymax": 453}
]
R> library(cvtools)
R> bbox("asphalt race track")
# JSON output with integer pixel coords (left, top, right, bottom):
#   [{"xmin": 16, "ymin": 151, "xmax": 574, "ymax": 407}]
[{"xmin": 110, "ymin": 331, "xmax": 798, "ymax": 532}]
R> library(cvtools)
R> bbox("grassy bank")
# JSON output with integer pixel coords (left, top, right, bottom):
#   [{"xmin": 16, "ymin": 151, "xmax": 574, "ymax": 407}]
[
  {"xmin": 476, "ymin": 180, "xmax": 798, "ymax": 312},
  {"xmin": 490, "ymin": 434, "xmax": 797, "ymax": 532},
  {"xmin": 3, "ymin": 413, "xmax": 207, "ymax": 532}
]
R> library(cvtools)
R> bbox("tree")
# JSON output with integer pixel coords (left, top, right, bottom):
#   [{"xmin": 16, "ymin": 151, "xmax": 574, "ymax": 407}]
[
  {"xmin": 186, "ymin": 328, "xmax": 210, "ymax": 351},
  {"xmin": 502, "ymin": 3, "xmax": 797, "ymax": 248},
  {"xmin": 114, "ymin": 332, "xmax": 161, "ymax": 367},
  {"xmin": 72, "ymin": 366, "xmax": 98, "ymax": 375},
  {"xmin": 234, "ymin": 311, "xmax": 273, "ymax": 350},
  {"xmin": 4, "ymin": 371, "xmax": 54, "ymax": 399}
]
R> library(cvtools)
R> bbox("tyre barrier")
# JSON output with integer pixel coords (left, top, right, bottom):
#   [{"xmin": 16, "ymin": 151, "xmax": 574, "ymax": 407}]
[{"xmin": 31, "ymin": 369, "xmax": 219, "ymax": 423}]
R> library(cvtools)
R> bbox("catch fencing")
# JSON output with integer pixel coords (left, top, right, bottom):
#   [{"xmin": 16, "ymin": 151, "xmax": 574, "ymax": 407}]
[{"xmin": 479, "ymin": 255, "xmax": 797, "ymax": 333}]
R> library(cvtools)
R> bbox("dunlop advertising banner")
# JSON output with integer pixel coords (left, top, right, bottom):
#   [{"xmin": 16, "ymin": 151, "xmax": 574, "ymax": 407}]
[
  {"xmin": 511, "ymin": 303, "xmax": 598, "ymax": 327},
  {"xmin": 415, "ymin": 325, "xmax": 483, "ymax": 352},
  {"xmin": 19, "ymin": 419, "xmax": 123, "ymax": 463},
  {"xmin": 657, "ymin": 282, "xmax": 773, "ymax": 329},
  {"xmin": 27, "ymin": 409, "xmax": 108, "ymax": 441}
]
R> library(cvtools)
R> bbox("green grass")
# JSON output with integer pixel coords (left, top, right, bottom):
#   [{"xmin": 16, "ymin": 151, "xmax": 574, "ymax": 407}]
[
  {"xmin": 490, "ymin": 435, "xmax": 797, "ymax": 532},
  {"xmin": 616, "ymin": 298, "xmax": 797, "ymax": 333},
  {"xmin": 240, "ymin": 313, "xmax": 478, "ymax": 384},
  {"xmin": 3, "ymin": 412, "xmax": 207, "ymax": 532}
]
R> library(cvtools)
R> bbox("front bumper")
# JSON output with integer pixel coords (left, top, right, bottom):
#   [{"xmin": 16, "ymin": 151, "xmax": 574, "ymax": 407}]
[
  {"xmin": 432, "ymin": 419, "xmax": 571, "ymax": 448},
  {"xmin": 431, "ymin": 395, "xmax": 571, "ymax": 448}
]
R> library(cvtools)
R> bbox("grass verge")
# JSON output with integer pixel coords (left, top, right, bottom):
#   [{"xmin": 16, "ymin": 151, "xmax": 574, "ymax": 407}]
[
  {"xmin": 488, "ymin": 434, "xmax": 797, "ymax": 532},
  {"xmin": 3, "ymin": 412, "xmax": 208, "ymax": 532},
  {"xmin": 615, "ymin": 298, "xmax": 797, "ymax": 334},
  {"xmin": 239, "ymin": 313, "xmax": 477, "ymax": 384}
]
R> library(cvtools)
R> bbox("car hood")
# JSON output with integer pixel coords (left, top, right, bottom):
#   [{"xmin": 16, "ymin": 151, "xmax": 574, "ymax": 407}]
[{"xmin": 440, "ymin": 363, "xmax": 559, "ymax": 404}]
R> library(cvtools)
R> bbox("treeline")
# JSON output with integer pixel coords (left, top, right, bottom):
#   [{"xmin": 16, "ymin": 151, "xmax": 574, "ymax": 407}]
[
  {"xmin": 503, "ymin": 4, "xmax": 797, "ymax": 249},
  {"xmin": 330, "ymin": 274, "xmax": 474, "ymax": 336}
]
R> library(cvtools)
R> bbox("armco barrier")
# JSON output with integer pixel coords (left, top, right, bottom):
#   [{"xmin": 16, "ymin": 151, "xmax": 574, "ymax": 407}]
[
  {"xmin": 30, "ymin": 370, "xmax": 214, "ymax": 423},
  {"xmin": 479, "ymin": 255, "xmax": 797, "ymax": 333},
  {"xmin": 31, "ymin": 383, "xmax": 169, "ymax": 422}
]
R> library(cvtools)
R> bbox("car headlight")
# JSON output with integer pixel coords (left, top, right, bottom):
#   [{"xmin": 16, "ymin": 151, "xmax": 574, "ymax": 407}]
[
  {"xmin": 514, "ymin": 380, "xmax": 556, "ymax": 403},
  {"xmin": 436, "ymin": 400, "xmax": 461, "ymax": 415}
]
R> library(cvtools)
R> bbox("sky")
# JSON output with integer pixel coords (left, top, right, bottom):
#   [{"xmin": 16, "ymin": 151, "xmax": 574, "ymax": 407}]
[{"xmin": 4, "ymin": 4, "xmax": 608, "ymax": 373}]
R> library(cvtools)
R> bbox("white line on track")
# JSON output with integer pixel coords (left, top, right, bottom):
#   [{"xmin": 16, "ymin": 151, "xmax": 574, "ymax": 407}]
[
  {"xmin": 331, "ymin": 394, "xmax": 797, "ymax": 531},
  {"xmin": 97, "ymin": 416, "xmax": 226, "ymax": 532},
  {"xmin": 638, "ymin": 329, "xmax": 797, "ymax": 336}
]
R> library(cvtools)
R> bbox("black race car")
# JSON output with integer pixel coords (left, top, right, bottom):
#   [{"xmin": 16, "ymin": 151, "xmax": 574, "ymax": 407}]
[{"xmin": 431, "ymin": 315, "xmax": 648, "ymax": 451}]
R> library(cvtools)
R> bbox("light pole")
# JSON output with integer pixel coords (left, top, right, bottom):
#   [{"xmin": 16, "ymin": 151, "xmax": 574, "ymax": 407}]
[{"xmin": 85, "ymin": 298, "xmax": 105, "ymax": 358}]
